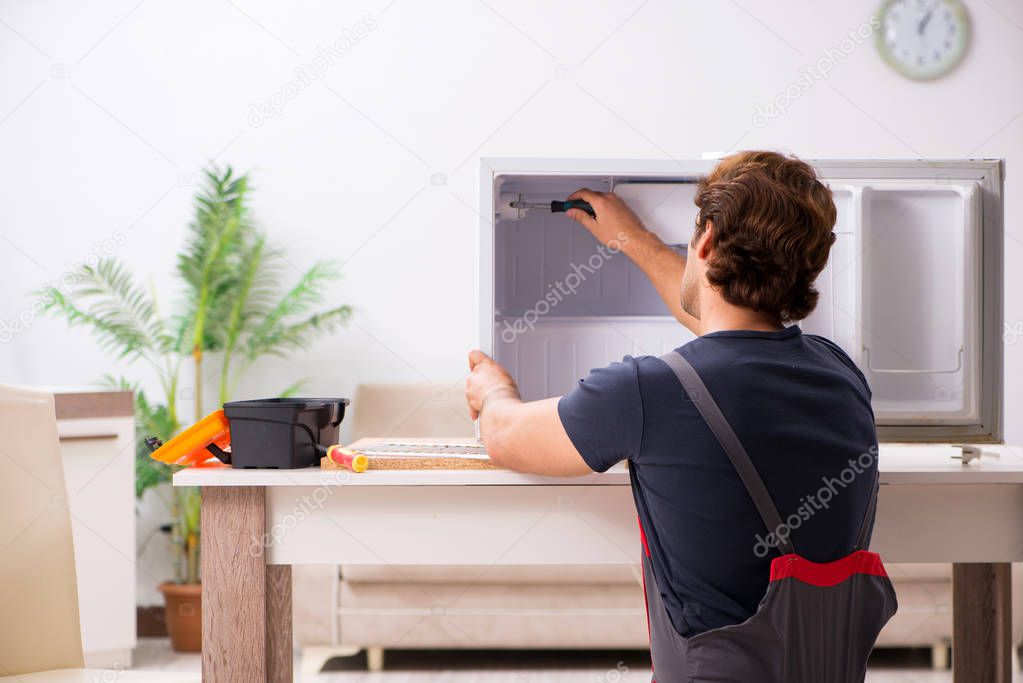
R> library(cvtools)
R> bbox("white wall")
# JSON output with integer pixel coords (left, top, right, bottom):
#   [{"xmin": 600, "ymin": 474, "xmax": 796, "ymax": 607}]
[{"xmin": 2, "ymin": 0, "xmax": 1021, "ymax": 603}]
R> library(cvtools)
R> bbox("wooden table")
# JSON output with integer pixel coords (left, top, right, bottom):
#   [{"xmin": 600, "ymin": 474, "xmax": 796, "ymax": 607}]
[{"xmin": 175, "ymin": 443, "xmax": 1023, "ymax": 683}]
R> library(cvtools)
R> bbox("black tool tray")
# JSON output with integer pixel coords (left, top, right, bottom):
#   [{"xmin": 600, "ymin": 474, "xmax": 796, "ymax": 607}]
[{"xmin": 223, "ymin": 397, "xmax": 349, "ymax": 469}]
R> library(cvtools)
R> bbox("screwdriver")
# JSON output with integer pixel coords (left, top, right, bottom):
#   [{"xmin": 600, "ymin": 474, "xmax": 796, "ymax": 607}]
[{"xmin": 509, "ymin": 198, "xmax": 596, "ymax": 218}]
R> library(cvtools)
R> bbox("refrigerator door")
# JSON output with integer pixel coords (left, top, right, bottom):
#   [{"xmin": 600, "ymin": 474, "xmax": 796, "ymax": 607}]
[
  {"xmin": 857, "ymin": 181, "xmax": 981, "ymax": 424},
  {"xmin": 480, "ymin": 159, "xmax": 1003, "ymax": 442},
  {"xmin": 814, "ymin": 160, "xmax": 1003, "ymax": 442}
]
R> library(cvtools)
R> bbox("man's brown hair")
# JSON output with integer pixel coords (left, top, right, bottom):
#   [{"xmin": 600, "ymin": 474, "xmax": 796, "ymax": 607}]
[{"xmin": 693, "ymin": 151, "xmax": 836, "ymax": 323}]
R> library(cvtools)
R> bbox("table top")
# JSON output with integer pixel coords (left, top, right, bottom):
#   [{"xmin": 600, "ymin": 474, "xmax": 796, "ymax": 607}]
[{"xmin": 174, "ymin": 443, "xmax": 1023, "ymax": 487}]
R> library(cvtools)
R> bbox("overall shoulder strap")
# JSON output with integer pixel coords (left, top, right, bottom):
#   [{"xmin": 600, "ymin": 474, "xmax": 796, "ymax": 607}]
[
  {"xmin": 854, "ymin": 470, "xmax": 879, "ymax": 550},
  {"xmin": 659, "ymin": 350, "xmax": 795, "ymax": 555}
]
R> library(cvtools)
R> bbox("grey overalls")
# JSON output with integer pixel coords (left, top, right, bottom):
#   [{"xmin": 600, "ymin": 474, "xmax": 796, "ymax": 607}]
[{"xmin": 639, "ymin": 351, "xmax": 898, "ymax": 683}]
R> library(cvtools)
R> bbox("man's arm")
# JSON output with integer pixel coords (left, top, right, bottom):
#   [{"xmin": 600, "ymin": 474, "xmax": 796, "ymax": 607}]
[
  {"xmin": 465, "ymin": 351, "xmax": 592, "ymax": 476},
  {"xmin": 567, "ymin": 189, "xmax": 700, "ymax": 335}
]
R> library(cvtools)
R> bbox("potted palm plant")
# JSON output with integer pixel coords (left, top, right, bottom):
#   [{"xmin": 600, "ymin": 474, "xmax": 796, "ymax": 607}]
[{"xmin": 41, "ymin": 167, "xmax": 351, "ymax": 651}]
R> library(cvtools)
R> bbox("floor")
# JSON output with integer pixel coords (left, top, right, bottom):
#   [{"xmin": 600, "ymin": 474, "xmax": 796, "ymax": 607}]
[{"xmin": 132, "ymin": 638, "xmax": 1023, "ymax": 682}]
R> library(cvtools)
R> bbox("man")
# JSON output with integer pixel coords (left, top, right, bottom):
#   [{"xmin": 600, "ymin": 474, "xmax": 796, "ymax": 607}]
[{"xmin": 465, "ymin": 151, "xmax": 879, "ymax": 642}]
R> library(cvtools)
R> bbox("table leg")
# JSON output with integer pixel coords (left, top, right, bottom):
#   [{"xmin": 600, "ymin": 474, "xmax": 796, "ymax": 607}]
[
  {"xmin": 202, "ymin": 486, "xmax": 293, "ymax": 682},
  {"xmin": 953, "ymin": 562, "xmax": 1011, "ymax": 682},
  {"xmin": 266, "ymin": 565, "xmax": 293, "ymax": 682}
]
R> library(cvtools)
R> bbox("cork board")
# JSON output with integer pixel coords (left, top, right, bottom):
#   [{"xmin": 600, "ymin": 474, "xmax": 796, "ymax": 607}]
[{"xmin": 319, "ymin": 438, "xmax": 503, "ymax": 471}]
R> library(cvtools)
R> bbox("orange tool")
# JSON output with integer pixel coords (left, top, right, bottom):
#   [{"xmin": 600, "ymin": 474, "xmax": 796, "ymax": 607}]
[
  {"xmin": 325, "ymin": 445, "xmax": 369, "ymax": 473},
  {"xmin": 147, "ymin": 409, "xmax": 232, "ymax": 468}
]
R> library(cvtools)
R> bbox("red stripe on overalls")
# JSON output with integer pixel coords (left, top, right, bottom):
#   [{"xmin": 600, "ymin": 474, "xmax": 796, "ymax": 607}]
[
  {"xmin": 638, "ymin": 517, "xmax": 655, "ymax": 680},
  {"xmin": 770, "ymin": 549, "xmax": 888, "ymax": 587},
  {"xmin": 638, "ymin": 517, "xmax": 651, "ymax": 559}
]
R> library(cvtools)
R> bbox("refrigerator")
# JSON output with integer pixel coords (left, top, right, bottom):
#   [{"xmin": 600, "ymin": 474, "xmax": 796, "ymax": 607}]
[{"xmin": 478, "ymin": 158, "xmax": 1004, "ymax": 443}]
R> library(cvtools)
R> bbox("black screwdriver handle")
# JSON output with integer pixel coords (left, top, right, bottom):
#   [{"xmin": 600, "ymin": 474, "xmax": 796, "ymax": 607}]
[{"xmin": 550, "ymin": 199, "xmax": 596, "ymax": 218}]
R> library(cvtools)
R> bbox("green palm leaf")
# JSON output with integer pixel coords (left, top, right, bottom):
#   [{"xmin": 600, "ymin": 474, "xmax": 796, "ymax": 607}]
[
  {"xmin": 244, "ymin": 261, "xmax": 350, "ymax": 358},
  {"xmin": 174, "ymin": 167, "xmax": 254, "ymax": 355},
  {"xmin": 248, "ymin": 305, "xmax": 352, "ymax": 358},
  {"xmin": 101, "ymin": 375, "xmax": 180, "ymax": 498},
  {"xmin": 39, "ymin": 260, "xmax": 170, "ymax": 359}
]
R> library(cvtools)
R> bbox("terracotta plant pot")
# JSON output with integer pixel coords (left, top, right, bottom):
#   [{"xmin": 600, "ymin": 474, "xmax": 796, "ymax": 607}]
[{"xmin": 159, "ymin": 582, "xmax": 202, "ymax": 652}]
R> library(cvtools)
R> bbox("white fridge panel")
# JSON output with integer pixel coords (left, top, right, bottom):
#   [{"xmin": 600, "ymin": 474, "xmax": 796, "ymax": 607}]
[
  {"xmin": 613, "ymin": 182, "xmax": 698, "ymax": 246},
  {"xmin": 494, "ymin": 210, "xmax": 667, "ymax": 317},
  {"xmin": 830, "ymin": 185, "xmax": 859, "ymax": 234},
  {"xmin": 495, "ymin": 317, "xmax": 693, "ymax": 402},
  {"xmin": 800, "ymin": 233, "xmax": 858, "ymax": 354}
]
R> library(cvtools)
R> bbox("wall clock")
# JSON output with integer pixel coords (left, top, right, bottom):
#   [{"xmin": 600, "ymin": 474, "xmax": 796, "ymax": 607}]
[{"xmin": 876, "ymin": 0, "xmax": 971, "ymax": 80}]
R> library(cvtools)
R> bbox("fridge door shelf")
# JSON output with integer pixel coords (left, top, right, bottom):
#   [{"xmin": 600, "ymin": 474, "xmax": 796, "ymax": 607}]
[{"xmin": 862, "ymin": 346, "xmax": 965, "ymax": 375}]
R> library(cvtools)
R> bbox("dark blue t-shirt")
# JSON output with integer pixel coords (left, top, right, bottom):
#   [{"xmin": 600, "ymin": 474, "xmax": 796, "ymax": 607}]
[{"xmin": 557, "ymin": 326, "xmax": 878, "ymax": 637}]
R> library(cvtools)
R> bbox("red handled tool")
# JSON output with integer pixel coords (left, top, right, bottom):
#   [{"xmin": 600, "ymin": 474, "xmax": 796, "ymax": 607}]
[{"xmin": 323, "ymin": 445, "xmax": 369, "ymax": 473}]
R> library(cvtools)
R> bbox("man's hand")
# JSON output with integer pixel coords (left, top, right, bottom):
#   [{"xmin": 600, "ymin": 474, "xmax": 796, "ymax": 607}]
[
  {"xmin": 464, "ymin": 350, "xmax": 590, "ymax": 477},
  {"xmin": 565, "ymin": 189, "xmax": 647, "ymax": 247},
  {"xmin": 466, "ymin": 350, "xmax": 520, "ymax": 420},
  {"xmin": 566, "ymin": 187, "xmax": 700, "ymax": 334}
]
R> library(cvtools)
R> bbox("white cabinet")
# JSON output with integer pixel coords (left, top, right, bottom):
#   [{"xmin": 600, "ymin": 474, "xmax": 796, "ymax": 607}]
[
  {"xmin": 478, "ymin": 159, "xmax": 1003, "ymax": 442},
  {"xmin": 54, "ymin": 390, "xmax": 137, "ymax": 668}
]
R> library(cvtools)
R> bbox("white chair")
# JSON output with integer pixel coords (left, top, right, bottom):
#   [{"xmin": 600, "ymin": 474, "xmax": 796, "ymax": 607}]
[{"xmin": 0, "ymin": 385, "xmax": 197, "ymax": 682}]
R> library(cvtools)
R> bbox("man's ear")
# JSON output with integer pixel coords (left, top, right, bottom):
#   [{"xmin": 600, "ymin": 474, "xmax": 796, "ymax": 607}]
[{"xmin": 695, "ymin": 221, "xmax": 714, "ymax": 260}]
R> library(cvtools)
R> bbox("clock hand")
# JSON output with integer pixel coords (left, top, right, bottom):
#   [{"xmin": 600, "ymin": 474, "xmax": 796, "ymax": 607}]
[{"xmin": 917, "ymin": 10, "xmax": 934, "ymax": 34}]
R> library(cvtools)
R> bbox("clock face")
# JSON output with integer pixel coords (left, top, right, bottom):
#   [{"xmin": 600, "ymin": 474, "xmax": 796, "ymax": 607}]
[{"xmin": 876, "ymin": 0, "xmax": 971, "ymax": 80}]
